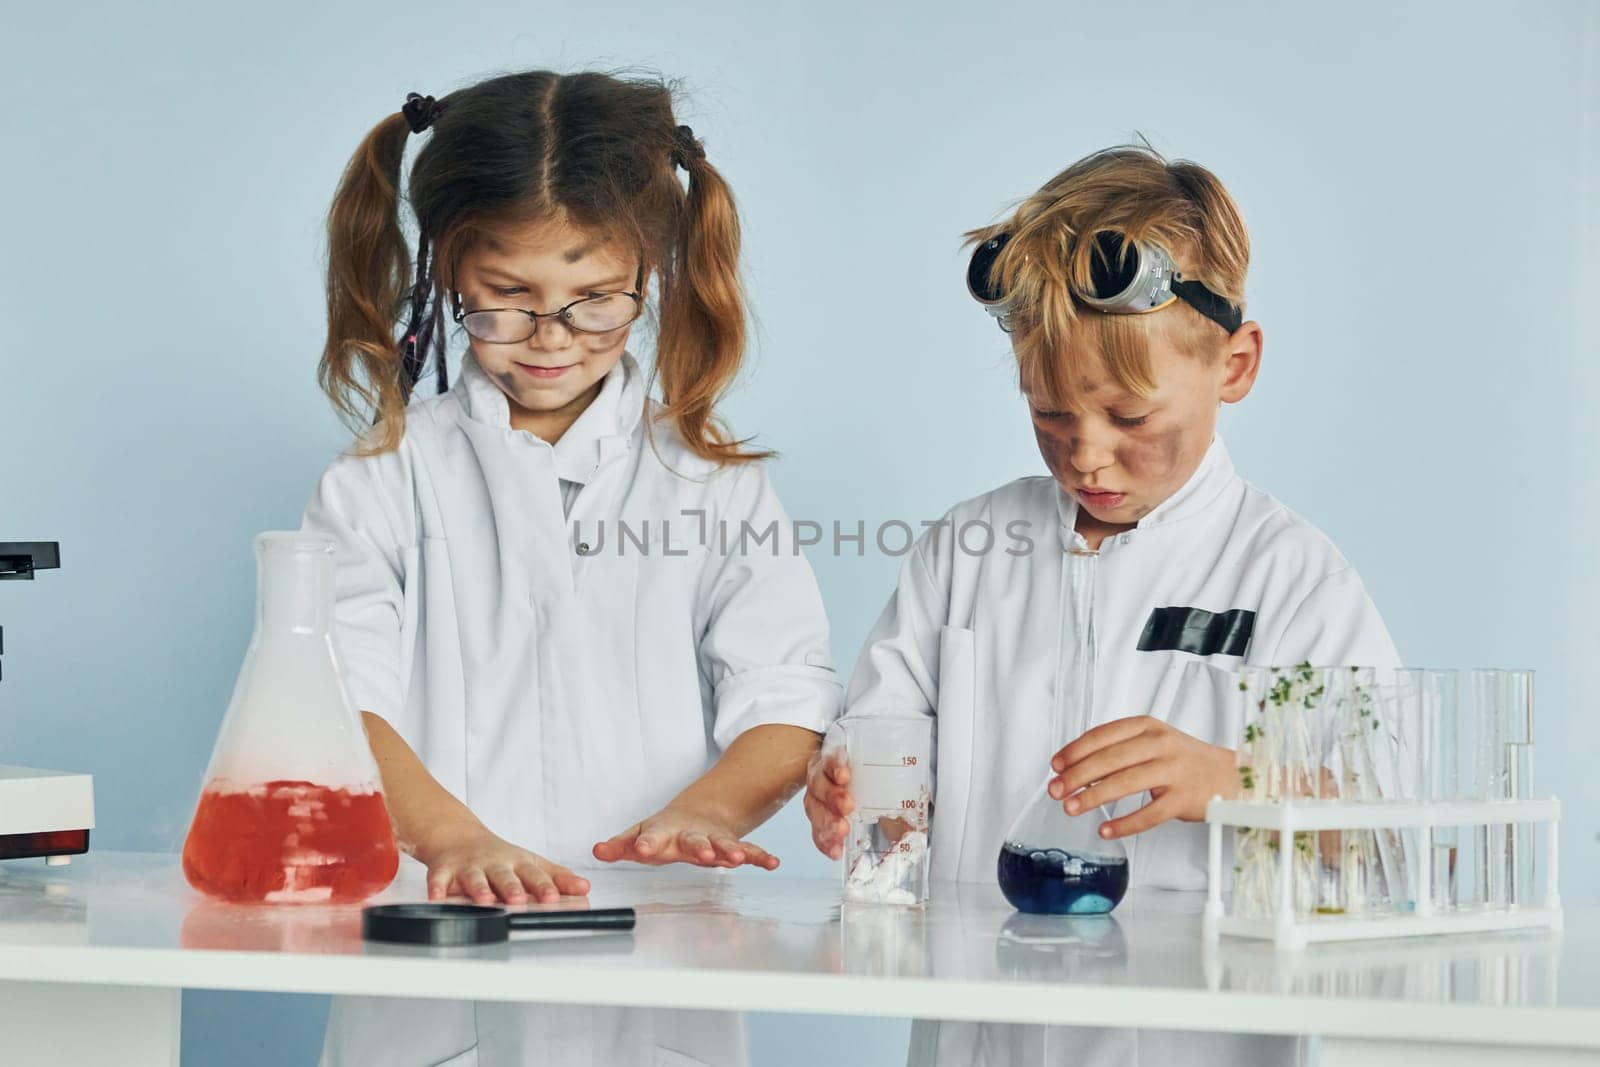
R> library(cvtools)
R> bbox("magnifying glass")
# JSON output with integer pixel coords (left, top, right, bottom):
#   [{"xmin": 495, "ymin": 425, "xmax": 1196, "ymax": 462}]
[{"xmin": 362, "ymin": 903, "xmax": 637, "ymax": 946}]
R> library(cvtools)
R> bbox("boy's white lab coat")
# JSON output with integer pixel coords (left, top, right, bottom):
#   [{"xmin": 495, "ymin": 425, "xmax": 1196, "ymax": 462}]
[
  {"xmin": 846, "ymin": 437, "xmax": 1400, "ymax": 1066},
  {"xmin": 303, "ymin": 352, "xmax": 841, "ymax": 1067}
]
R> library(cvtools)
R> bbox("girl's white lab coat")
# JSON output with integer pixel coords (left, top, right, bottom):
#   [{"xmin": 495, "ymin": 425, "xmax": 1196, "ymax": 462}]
[
  {"xmin": 303, "ymin": 352, "xmax": 841, "ymax": 1067},
  {"xmin": 846, "ymin": 437, "xmax": 1400, "ymax": 1066}
]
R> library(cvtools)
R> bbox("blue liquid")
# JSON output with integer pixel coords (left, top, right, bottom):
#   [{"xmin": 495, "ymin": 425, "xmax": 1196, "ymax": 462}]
[{"xmin": 997, "ymin": 843, "xmax": 1129, "ymax": 915}]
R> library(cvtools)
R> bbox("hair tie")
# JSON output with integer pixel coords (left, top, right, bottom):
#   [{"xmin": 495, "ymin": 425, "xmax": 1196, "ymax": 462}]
[
  {"xmin": 402, "ymin": 92, "xmax": 444, "ymax": 134},
  {"xmin": 670, "ymin": 124, "xmax": 705, "ymax": 170}
]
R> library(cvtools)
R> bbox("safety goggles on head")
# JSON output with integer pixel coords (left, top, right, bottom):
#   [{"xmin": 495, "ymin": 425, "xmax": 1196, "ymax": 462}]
[{"xmin": 967, "ymin": 230, "xmax": 1242, "ymax": 335}]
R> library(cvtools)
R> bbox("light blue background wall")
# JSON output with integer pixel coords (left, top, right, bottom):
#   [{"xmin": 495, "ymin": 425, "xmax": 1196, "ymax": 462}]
[{"xmin": 4, "ymin": 1, "xmax": 1597, "ymax": 1063}]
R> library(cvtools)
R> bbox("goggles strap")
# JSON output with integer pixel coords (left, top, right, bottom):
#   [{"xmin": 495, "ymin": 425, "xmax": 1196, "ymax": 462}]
[{"xmin": 1170, "ymin": 277, "xmax": 1243, "ymax": 334}]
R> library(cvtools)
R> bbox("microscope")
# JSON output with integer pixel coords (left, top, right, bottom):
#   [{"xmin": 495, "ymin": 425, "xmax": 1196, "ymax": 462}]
[{"xmin": 0, "ymin": 542, "xmax": 95, "ymax": 865}]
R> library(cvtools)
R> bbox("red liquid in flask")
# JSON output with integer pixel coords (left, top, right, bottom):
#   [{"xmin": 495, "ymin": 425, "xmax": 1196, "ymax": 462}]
[{"xmin": 182, "ymin": 780, "xmax": 399, "ymax": 904}]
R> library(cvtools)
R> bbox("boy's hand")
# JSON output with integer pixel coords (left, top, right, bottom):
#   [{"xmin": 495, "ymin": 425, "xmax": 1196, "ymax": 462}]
[
  {"xmin": 1048, "ymin": 716, "xmax": 1238, "ymax": 839},
  {"xmin": 413, "ymin": 821, "xmax": 590, "ymax": 905},
  {"xmin": 802, "ymin": 748, "xmax": 854, "ymax": 860},
  {"xmin": 593, "ymin": 805, "xmax": 780, "ymax": 870}
]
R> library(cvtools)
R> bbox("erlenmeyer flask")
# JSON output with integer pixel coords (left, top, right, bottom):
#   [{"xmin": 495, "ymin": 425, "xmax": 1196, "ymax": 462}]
[
  {"xmin": 996, "ymin": 548, "xmax": 1129, "ymax": 914},
  {"xmin": 182, "ymin": 532, "xmax": 399, "ymax": 904}
]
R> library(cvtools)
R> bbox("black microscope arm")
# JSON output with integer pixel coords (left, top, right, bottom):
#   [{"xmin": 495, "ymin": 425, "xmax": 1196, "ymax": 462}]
[
  {"xmin": 0, "ymin": 541, "xmax": 61, "ymax": 681},
  {"xmin": 0, "ymin": 543, "xmax": 60, "ymax": 580}
]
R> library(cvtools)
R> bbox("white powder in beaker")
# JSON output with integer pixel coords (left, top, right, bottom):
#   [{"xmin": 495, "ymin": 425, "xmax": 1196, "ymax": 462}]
[{"xmin": 843, "ymin": 831, "xmax": 928, "ymax": 906}]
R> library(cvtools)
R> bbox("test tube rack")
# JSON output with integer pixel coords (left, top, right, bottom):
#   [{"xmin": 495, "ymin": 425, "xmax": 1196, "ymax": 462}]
[{"xmin": 1203, "ymin": 796, "xmax": 1562, "ymax": 950}]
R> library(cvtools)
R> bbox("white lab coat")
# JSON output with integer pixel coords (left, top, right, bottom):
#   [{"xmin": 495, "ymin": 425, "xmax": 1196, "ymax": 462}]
[
  {"xmin": 303, "ymin": 352, "xmax": 842, "ymax": 1067},
  {"xmin": 846, "ymin": 437, "xmax": 1400, "ymax": 1066}
]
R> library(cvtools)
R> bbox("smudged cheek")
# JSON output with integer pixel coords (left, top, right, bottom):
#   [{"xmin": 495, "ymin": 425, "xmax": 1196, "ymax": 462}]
[
  {"xmin": 1032, "ymin": 423, "xmax": 1073, "ymax": 482},
  {"xmin": 580, "ymin": 328, "xmax": 630, "ymax": 361},
  {"xmin": 1118, "ymin": 428, "xmax": 1201, "ymax": 495},
  {"xmin": 492, "ymin": 368, "xmax": 523, "ymax": 396}
]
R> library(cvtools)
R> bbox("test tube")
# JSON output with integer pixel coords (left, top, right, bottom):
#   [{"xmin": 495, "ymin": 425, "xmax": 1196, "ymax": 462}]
[
  {"xmin": 1421, "ymin": 669, "xmax": 1462, "ymax": 909},
  {"xmin": 1309, "ymin": 667, "xmax": 1354, "ymax": 916},
  {"xmin": 1385, "ymin": 670, "xmax": 1431, "ymax": 912},
  {"xmin": 1278, "ymin": 668, "xmax": 1320, "ymax": 917},
  {"xmin": 1503, "ymin": 670, "xmax": 1535, "ymax": 908},
  {"xmin": 1232, "ymin": 666, "xmax": 1275, "ymax": 920},
  {"xmin": 1472, "ymin": 669, "xmax": 1511, "ymax": 909},
  {"xmin": 1343, "ymin": 667, "xmax": 1396, "ymax": 914}
]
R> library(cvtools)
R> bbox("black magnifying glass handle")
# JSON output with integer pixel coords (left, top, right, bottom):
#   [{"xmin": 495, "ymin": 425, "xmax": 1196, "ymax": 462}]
[{"xmin": 506, "ymin": 907, "xmax": 636, "ymax": 933}]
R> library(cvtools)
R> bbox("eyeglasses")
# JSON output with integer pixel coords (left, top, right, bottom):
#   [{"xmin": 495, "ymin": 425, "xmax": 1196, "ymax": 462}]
[{"xmin": 451, "ymin": 267, "xmax": 645, "ymax": 343}]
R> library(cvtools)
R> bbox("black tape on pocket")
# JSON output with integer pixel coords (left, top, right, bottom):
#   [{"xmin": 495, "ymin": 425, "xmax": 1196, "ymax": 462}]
[{"xmin": 1137, "ymin": 606, "xmax": 1256, "ymax": 657}]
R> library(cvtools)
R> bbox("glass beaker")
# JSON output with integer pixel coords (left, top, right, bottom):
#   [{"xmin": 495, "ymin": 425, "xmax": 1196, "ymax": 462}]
[
  {"xmin": 996, "ymin": 548, "xmax": 1129, "ymax": 915},
  {"xmin": 824, "ymin": 714, "xmax": 933, "ymax": 906},
  {"xmin": 182, "ymin": 532, "xmax": 399, "ymax": 904}
]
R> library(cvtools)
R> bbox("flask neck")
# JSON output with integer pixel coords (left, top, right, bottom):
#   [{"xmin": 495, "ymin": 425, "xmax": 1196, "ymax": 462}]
[
  {"xmin": 1053, "ymin": 548, "xmax": 1098, "ymax": 750},
  {"xmin": 255, "ymin": 534, "xmax": 334, "ymax": 635}
]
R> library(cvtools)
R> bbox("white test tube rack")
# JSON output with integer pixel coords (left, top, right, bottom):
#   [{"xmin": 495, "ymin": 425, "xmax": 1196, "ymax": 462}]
[{"xmin": 1203, "ymin": 796, "xmax": 1562, "ymax": 950}]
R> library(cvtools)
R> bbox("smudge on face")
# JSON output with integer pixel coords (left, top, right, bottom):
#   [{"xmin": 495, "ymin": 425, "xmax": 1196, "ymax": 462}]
[
  {"xmin": 1023, "ymin": 328, "xmax": 1227, "ymax": 538},
  {"xmin": 454, "ymin": 215, "xmax": 640, "ymax": 440}
]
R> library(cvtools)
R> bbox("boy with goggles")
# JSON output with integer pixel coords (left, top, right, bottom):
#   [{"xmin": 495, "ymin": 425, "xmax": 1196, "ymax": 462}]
[{"xmin": 807, "ymin": 145, "xmax": 1400, "ymax": 1064}]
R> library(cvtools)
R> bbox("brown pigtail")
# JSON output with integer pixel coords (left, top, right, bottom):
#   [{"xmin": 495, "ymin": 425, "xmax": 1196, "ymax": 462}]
[
  {"xmin": 655, "ymin": 139, "xmax": 769, "ymax": 464},
  {"xmin": 319, "ymin": 111, "xmax": 415, "ymax": 454}
]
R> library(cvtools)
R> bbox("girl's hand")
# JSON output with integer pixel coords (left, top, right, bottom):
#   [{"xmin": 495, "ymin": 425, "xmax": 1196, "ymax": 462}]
[
  {"xmin": 1047, "ymin": 716, "xmax": 1238, "ymax": 840},
  {"xmin": 801, "ymin": 748, "xmax": 853, "ymax": 860},
  {"xmin": 592, "ymin": 805, "xmax": 780, "ymax": 870},
  {"xmin": 413, "ymin": 821, "xmax": 591, "ymax": 905}
]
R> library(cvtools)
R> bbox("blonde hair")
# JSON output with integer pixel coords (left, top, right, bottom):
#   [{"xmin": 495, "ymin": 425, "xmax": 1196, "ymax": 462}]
[
  {"xmin": 966, "ymin": 145, "xmax": 1249, "ymax": 410},
  {"xmin": 320, "ymin": 70, "xmax": 766, "ymax": 463}
]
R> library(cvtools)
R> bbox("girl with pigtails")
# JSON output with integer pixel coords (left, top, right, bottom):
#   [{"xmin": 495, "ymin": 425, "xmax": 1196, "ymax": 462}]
[{"xmin": 304, "ymin": 70, "xmax": 840, "ymax": 1066}]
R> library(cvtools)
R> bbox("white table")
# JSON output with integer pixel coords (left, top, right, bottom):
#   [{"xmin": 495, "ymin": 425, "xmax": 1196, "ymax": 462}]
[{"xmin": 0, "ymin": 853, "xmax": 1596, "ymax": 1066}]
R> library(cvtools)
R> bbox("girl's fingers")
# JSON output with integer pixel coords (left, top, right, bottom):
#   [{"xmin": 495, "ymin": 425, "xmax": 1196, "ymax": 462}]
[
  {"xmin": 633, "ymin": 831, "xmax": 667, "ymax": 860},
  {"xmin": 549, "ymin": 866, "xmax": 591, "ymax": 898},
  {"xmin": 709, "ymin": 834, "xmax": 748, "ymax": 867},
  {"xmin": 730, "ymin": 838, "xmax": 778, "ymax": 870},
  {"xmin": 460, "ymin": 867, "xmax": 495, "ymax": 904},
  {"xmin": 1066, "ymin": 761, "xmax": 1168, "ymax": 816},
  {"xmin": 592, "ymin": 825, "xmax": 642, "ymax": 863},
  {"xmin": 677, "ymin": 831, "xmax": 716, "ymax": 865},
  {"xmin": 487, "ymin": 864, "xmax": 527, "ymax": 904},
  {"xmin": 514, "ymin": 862, "xmax": 559, "ymax": 903},
  {"xmin": 426, "ymin": 865, "xmax": 454, "ymax": 901}
]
